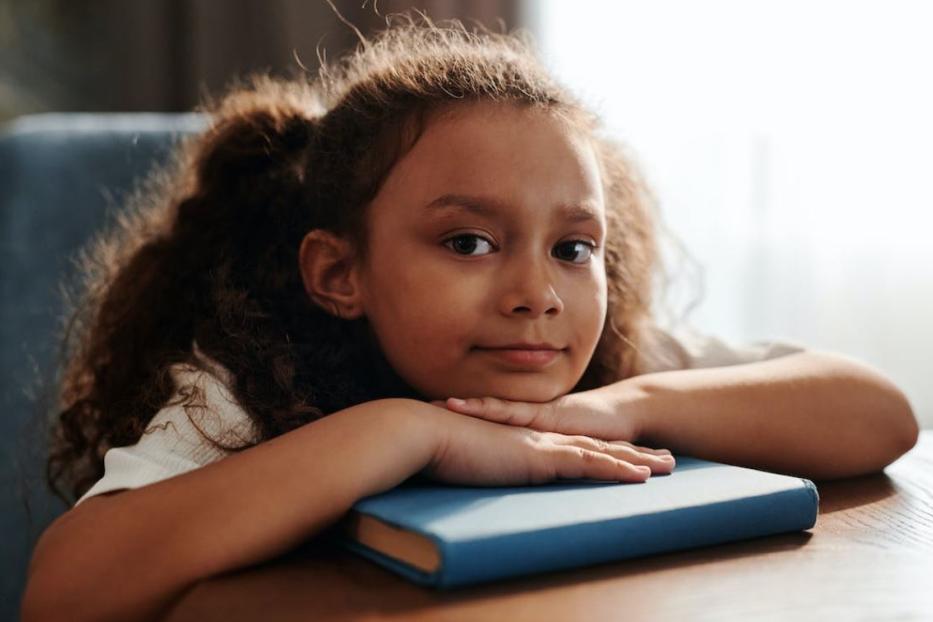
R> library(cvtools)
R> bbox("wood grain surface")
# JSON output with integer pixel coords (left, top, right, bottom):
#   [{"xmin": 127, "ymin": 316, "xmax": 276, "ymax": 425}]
[{"xmin": 165, "ymin": 432, "xmax": 933, "ymax": 622}]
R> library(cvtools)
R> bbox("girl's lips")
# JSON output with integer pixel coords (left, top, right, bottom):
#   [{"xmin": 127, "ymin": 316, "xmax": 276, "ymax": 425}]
[{"xmin": 475, "ymin": 347, "xmax": 562, "ymax": 367}]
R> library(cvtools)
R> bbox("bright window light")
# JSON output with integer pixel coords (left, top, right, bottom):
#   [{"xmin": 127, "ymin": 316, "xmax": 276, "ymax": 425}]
[{"xmin": 533, "ymin": 0, "xmax": 933, "ymax": 425}]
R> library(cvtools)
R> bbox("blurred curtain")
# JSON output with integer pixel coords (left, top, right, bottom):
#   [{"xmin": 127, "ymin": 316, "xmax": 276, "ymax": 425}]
[
  {"xmin": 0, "ymin": 0, "xmax": 525, "ymax": 116},
  {"xmin": 536, "ymin": 0, "xmax": 933, "ymax": 426}
]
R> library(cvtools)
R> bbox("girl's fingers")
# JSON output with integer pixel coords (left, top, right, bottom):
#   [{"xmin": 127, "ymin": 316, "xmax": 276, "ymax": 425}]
[
  {"xmin": 552, "ymin": 446, "xmax": 651, "ymax": 483},
  {"xmin": 598, "ymin": 439, "xmax": 673, "ymax": 456},
  {"xmin": 611, "ymin": 441, "xmax": 675, "ymax": 465},
  {"xmin": 446, "ymin": 396, "xmax": 540, "ymax": 427},
  {"xmin": 610, "ymin": 445, "xmax": 675, "ymax": 473},
  {"xmin": 441, "ymin": 396, "xmax": 560, "ymax": 430},
  {"xmin": 560, "ymin": 435, "xmax": 675, "ymax": 474}
]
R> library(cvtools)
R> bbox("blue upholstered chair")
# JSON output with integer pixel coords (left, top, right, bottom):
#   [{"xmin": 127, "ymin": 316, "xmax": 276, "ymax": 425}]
[{"xmin": 0, "ymin": 113, "xmax": 206, "ymax": 621}]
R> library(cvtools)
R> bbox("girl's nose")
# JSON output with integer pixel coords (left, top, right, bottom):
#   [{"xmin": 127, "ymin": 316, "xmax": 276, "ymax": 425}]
[{"xmin": 498, "ymin": 261, "xmax": 565, "ymax": 318}]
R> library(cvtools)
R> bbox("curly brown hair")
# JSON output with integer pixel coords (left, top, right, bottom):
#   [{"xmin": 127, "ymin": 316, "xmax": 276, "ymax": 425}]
[{"xmin": 47, "ymin": 15, "xmax": 675, "ymax": 504}]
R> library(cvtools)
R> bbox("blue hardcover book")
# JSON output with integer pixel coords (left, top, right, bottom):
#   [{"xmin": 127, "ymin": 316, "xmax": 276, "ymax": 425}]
[{"xmin": 337, "ymin": 456, "xmax": 819, "ymax": 589}]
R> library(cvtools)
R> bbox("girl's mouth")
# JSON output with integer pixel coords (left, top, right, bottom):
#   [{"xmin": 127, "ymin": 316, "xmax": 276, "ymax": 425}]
[{"xmin": 474, "ymin": 347, "xmax": 564, "ymax": 367}]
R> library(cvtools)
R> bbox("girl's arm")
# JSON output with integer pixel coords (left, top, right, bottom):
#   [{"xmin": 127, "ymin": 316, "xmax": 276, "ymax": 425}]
[
  {"xmin": 22, "ymin": 395, "xmax": 674, "ymax": 622},
  {"xmin": 20, "ymin": 398, "xmax": 439, "ymax": 622},
  {"xmin": 622, "ymin": 350, "xmax": 920, "ymax": 479}
]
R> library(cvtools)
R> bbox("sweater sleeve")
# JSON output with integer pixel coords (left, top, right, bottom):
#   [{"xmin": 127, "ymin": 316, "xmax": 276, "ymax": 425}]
[
  {"xmin": 74, "ymin": 359, "xmax": 259, "ymax": 507},
  {"xmin": 639, "ymin": 324, "xmax": 808, "ymax": 374}
]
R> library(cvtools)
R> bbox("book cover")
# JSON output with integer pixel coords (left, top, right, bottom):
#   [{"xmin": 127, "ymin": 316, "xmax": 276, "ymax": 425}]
[{"xmin": 337, "ymin": 456, "xmax": 819, "ymax": 589}]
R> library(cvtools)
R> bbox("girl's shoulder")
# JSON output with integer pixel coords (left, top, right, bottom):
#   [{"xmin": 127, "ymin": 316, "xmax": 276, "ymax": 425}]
[
  {"xmin": 74, "ymin": 345, "xmax": 259, "ymax": 507},
  {"xmin": 639, "ymin": 323, "xmax": 807, "ymax": 374},
  {"xmin": 154, "ymin": 343, "xmax": 260, "ymax": 449}
]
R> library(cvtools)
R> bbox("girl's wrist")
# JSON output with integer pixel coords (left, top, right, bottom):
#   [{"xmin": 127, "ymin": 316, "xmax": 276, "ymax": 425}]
[
  {"xmin": 604, "ymin": 374, "xmax": 662, "ymax": 445},
  {"xmin": 327, "ymin": 398, "xmax": 444, "ymax": 501}
]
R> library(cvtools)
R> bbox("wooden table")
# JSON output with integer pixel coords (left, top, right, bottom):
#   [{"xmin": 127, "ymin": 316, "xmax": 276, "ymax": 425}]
[{"xmin": 166, "ymin": 432, "xmax": 933, "ymax": 621}]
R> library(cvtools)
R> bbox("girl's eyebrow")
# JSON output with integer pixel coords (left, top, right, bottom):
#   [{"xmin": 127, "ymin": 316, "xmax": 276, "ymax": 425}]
[{"xmin": 423, "ymin": 193, "xmax": 601, "ymax": 225}]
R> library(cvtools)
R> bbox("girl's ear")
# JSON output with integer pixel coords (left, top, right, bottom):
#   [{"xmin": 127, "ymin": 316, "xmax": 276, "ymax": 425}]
[{"xmin": 298, "ymin": 229, "xmax": 365, "ymax": 320}]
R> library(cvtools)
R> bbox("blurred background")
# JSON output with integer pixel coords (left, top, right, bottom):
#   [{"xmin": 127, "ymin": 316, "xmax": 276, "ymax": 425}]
[
  {"xmin": 1, "ymin": 0, "xmax": 930, "ymax": 617},
  {"xmin": 533, "ymin": 0, "xmax": 933, "ymax": 431},
  {"xmin": 2, "ymin": 0, "xmax": 930, "ymax": 424}
]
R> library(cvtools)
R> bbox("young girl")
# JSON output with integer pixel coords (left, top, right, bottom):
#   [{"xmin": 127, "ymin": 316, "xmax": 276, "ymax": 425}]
[{"xmin": 23, "ymin": 16, "xmax": 917, "ymax": 622}]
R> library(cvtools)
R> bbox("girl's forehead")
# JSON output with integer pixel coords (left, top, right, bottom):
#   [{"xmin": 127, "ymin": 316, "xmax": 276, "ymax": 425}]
[
  {"xmin": 384, "ymin": 103, "xmax": 604, "ymax": 207},
  {"xmin": 373, "ymin": 109, "xmax": 605, "ymax": 231}
]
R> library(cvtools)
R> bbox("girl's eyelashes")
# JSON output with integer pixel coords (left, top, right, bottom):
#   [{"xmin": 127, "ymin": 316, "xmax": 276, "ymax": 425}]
[
  {"xmin": 444, "ymin": 233, "xmax": 496, "ymax": 256},
  {"xmin": 442, "ymin": 233, "xmax": 597, "ymax": 264},
  {"xmin": 552, "ymin": 240, "xmax": 596, "ymax": 264}
]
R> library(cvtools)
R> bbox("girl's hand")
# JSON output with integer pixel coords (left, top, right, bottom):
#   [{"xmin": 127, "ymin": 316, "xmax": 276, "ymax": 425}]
[
  {"xmin": 418, "ymin": 403, "xmax": 674, "ymax": 487},
  {"xmin": 429, "ymin": 387, "xmax": 662, "ymax": 450}
]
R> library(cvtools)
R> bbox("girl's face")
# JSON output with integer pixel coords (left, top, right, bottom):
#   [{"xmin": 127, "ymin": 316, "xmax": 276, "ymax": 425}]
[{"xmin": 359, "ymin": 102, "xmax": 607, "ymax": 402}]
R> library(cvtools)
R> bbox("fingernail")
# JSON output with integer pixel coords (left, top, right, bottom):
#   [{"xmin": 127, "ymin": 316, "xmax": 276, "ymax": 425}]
[
  {"xmin": 448, "ymin": 398, "xmax": 467, "ymax": 407},
  {"xmin": 659, "ymin": 455, "xmax": 675, "ymax": 462}
]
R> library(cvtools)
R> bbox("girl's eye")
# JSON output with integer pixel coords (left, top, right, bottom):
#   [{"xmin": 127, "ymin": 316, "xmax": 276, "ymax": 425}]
[
  {"xmin": 553, "ymin": 240, "xmax": 596, "ymax": 264},
  {"xmin": 443, "ymin": 234, "xmax": 495, "ymax": 256}
]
